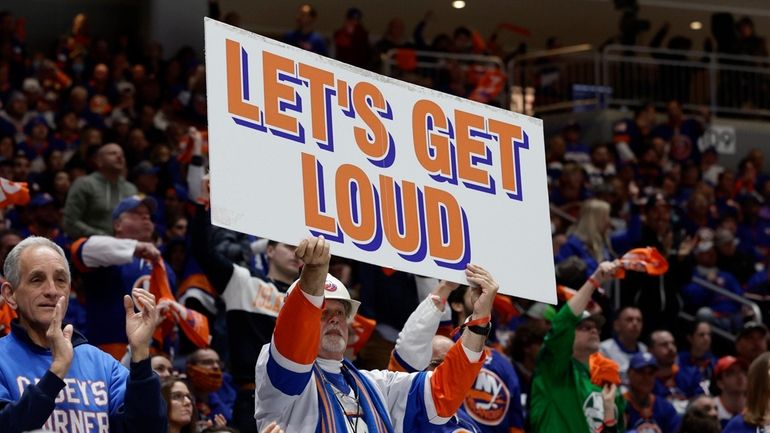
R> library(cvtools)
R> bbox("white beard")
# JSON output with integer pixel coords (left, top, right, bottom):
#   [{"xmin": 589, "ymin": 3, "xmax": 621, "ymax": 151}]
[{"xmin": 321, "ymin": 334, "xmax": 346, "ymax": 353}]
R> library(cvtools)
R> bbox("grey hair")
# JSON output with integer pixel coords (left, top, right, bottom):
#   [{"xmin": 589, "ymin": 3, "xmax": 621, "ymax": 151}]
[{"xmin": 4, "ymin": 236, "xmax": 70, "ymax": 288}]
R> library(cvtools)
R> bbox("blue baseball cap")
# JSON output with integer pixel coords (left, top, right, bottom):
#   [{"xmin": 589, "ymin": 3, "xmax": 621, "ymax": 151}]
[
  {"xmin": 629, "ymin": 352, "xmax": 658, "ymax": 371},
  {"xmin": 112, "ymin": 195, "xmax": 157, "ymax": 220},
  {"xmin": 29, "ymin": 193, "xmax": 54, "ymax": 208}
]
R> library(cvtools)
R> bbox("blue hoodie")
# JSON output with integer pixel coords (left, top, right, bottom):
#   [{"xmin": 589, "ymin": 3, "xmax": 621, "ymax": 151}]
[{"xmin": 0, "ymin": 320, "xmax": 167, "ymax": 433}]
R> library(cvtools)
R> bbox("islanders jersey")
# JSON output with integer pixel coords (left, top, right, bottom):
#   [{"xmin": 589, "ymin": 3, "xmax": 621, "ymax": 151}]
[
  {"xmin": 254, "ymin": 285, "xmax": 486, "ymax": 433},
  {"xmin": 71, "ymin": 236, "xmax": 176, "ymax": 357}
]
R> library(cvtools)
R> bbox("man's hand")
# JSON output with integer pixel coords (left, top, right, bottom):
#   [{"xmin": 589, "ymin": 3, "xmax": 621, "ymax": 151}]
[
  {"xmin": 134, "ymin": 242, "xmax": 161, "ymax": 261},
  {"xmin": 591, "ymin": 260, "xmax": 622, "ymax": 286},
  {"xmin": 602, "ymin": 383, "xmax": 618, "ymax": 423},
  {"xmin": 295, "ymin": 236, "xmax": 330, "ymax": 297},
  {"xmin": 261, "ymin": 421, "xmax": 285, "ymax": 433},
  {"xmin": 48, "ymin": 296, "xmax": 74, "ymax": 379},
  {"xmin": 124, "ymin": 288, "xmax": 159, "ymax": 362},
  {"xmin": 431, "ymin": 280, "xmax": 459, "ymax": 310},
  {"xmin": 465, "ymin": 264, "xmax": 499, "ymax": 319}
]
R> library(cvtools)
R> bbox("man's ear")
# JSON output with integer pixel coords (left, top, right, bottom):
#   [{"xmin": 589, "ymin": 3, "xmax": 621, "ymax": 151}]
[{"xmin": 1, "ymin": 281, "xmax": 17, "ymax": 310}]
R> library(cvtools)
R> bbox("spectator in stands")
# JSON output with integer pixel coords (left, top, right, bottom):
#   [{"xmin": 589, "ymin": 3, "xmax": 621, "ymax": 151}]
[
  {"xmin": 0, "ymin": 229, "xmax": 21, "ymax": 274},
  {"xmin": 21, "ymin": 193, "xmax": 69, "ymax": 250},
  {"xmin": 745, "ymin": 257, "xmax": 770, "ymax": 327},
  {"xmin": 734, "ymin": 321, "xmax": 767, "ymax": 367},
  {"xmin": 333, "ymin": 8, "xmax": 371, "ymax": 69},
  {"xmin": 508, "ymin": 322, "xmax": 545, "ymax": 397},
  {"xmin": 529, "ymin": 261, "xmax": 625, "ymax": 433},
  {"xmin": 649, "ymin": 329, "xmax": 704, "ymax": 413},
  {"xmin": 70, "ymin": 195, "xmax": 169, "ymax": 360},
  {"xmin": 63, "ymin": 143, "xmax": 137, "ymax": 238},
  {"xmin": 562, "ymin": 122, "xmax": 590, "ymax": 165},
  {"xmin": 624, "ymin": 352, "xmax": 681, "ymax": 433},
  {"xmin": 386, "ymin": 279, "xmax": 484, "ymax": 432},
  {"xmin": 678, "ymin": 320, "xmax": 716, "ymax": 385},
  {"xmin": 550, "ymin": 162, "xmax": 588, "ymax": 208},
  {"xmin": 723, "ymin": 352, "xmax": 770, "ymax": 433},
  {"xmin": 715, "ymin": 227, "xmax": 755, "ymax": 285},
  {"xmin": 735, "ymin": 191, "xmax": 770, "ymax": 260},
  {"xmin": 651, "ymin": 99, "xmax": 704, "ymax": 164},
  {"xmin": 701, "ymin": 147, "xmax": 725, "ymax": 187},
  {"xmin": 678, "ymin": 398, "xmax": 722, "ymax": 433},
  {"xmin": 0, "ymin": 236, "xmax": 166, "ymax": 433},
  {"xmin": 185, "ymin": 348, "xmax": 235, "ymax": 425},
  {"xmin": 584, "ymin": 143, "xmax": 617, "ymax": 188},
  {"xmin": 682, "ymin": 232, "xmax": 744, "ymax": 329},
  {"xmin": 713, "ymin": 356, "xmax": 748, "ymax": 428},
  {"xmin": 736, "ymin": 17, "xmax": 768, "ymax": 57},
  {"xmin": 687, "ymin": 395, "xmax": 720, "ymax": 421},
  {"xmin": 283, "ymin": 4, "xmax": 328, "ymax": 56},
  {"xmin": 447, "ymin": 284, "xmax": 525, "ymax": 433},
  {"xmin": 600, "ymin": 305, "xmax": 647, "ymax": 384},
  {"xmin": 152, "ymin": 354, "xmax": 175, "ymax": 379},
  {"xmin": 191, "ymin": 199, "xmax": 301, "ymax": 433},
  {"xmin": 555, "ymin": 198, "xmax": 640, "ymax": 280},
  {"xmin": 374, "ymin": 18, "xmax": 408, "ymax": 58},
  {"xmin": 254, "ymin": 236, "xmax": 493, "ymax": 432},
  {"xmin": 160, "ymin": 377, "xmax": 202, "ymax": 433},
  {"xmin": 612, "ymin": 102, "xmax": 657, "ymax": 163}
]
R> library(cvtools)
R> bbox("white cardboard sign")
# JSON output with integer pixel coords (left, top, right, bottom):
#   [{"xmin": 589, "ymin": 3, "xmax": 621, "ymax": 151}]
[{"xmin": 204, "ymin": 18, "xmax": 556, "ymax": 302}]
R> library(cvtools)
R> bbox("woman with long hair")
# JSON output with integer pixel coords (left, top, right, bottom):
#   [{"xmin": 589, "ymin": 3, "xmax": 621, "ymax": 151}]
[
  {"xmin": 723, "ymin": 352, "xmax": 770, "ymax": 432},
  {"xmin": 161, "ymin": 378, "xmax": 199, "ymax": 433},
  {"xmin": 556, "ymin": 199, "xmax": 616, "ymax": 278}
]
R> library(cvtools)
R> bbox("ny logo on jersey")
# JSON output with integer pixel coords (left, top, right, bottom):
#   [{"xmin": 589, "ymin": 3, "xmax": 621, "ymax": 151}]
[{"xmin": 463, "ymin": 368, "xmax": 510, "ymax": 425}]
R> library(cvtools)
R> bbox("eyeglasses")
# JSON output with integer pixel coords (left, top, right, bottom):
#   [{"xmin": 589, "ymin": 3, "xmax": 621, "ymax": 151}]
[
  {"xmin": 195, "ymin": 359, "xmax": 224, "ymax": 369},
  {"xmin": 170, "ymin": 391, "xmax": 193, "ymax": 402}
]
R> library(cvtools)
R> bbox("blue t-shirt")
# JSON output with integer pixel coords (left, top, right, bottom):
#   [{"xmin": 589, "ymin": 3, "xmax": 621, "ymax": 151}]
[
  {"xmin": 723, "ymin": 414, "xmax": 769, "ymax": 433},
  {"xmin": 625, "ymin": 394, "xmax": 681, "ymax": 433}
]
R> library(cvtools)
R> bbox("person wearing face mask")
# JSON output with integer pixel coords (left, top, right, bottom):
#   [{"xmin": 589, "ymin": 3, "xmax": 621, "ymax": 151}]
[{"xmin": 185, "ymin": 348, "xmax": 235, "ymax": 426}]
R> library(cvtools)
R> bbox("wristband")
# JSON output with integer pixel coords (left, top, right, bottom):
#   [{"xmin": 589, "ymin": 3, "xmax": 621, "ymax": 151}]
[
  {"xmin": 450, "ymin": 315, "xmax": 491, "ymax": 338},
  {"xmin": 603, "ymin": 419, "xmax": 617, "ymax": 427},
  {"xmin": 588, "ymin": 276, "xmax": 601, "ymax": 289}
]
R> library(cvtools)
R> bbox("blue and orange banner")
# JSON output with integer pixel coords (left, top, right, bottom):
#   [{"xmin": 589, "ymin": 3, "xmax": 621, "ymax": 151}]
[{"xmin": 204, "ymin": 18, "xmax": 555, "ymax": 302}]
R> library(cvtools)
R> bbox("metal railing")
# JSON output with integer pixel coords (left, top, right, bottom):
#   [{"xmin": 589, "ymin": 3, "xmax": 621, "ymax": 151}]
[
  {"xmin": 507, "ymin": 44, "xmax": 770, "ymax": 118},
  {"xmin": 381, "ymin": 49, "xmax": 508, "ymax": 108},
  {"xmin": 690, "ymin": 276, "xmax": 763, "ymax": 324}
]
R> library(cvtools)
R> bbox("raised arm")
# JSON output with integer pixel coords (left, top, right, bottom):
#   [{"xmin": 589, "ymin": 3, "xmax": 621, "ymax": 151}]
[
  {"xmin": 568, "ymin": 261, "xmax": 620, "ymax": 317},
  {"xmin": 389, "ymin": 281, "xmax": 457, "ymax": 372}
]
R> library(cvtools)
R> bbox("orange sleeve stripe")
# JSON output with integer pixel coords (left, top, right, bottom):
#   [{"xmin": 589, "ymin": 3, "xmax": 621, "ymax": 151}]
[
  {"xmin": 387, "ymin": 351, "xmax": 406, "ymax": 372},
  {"xmin": 177, "ymin": 273, "xmax": 217, "ymax": 298},
  {"xmin": 429, "ymin": 339, "xmax": 487, "ymax": 417},
  {"xmin": 273, "ymin": 284, "xmax": 323, "ymax": 365},
  {"xmin": 69, "ymin": 237, "xmax": 90, "ymax": 273},
  {"xmin": 509, "ymin": 428, "xmax": 525, "ymax": 433}
]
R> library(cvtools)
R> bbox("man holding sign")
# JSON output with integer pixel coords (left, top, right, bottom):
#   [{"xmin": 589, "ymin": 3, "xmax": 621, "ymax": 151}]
[{"xmin": 255, "ymin": 235, "xmax": 496, "ymax": 433}]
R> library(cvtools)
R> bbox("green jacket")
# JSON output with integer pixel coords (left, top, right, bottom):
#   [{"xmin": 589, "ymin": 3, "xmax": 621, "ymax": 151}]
[
  {"xmin": 529, "ymin": 305, "xmax": 625, "ymax": 433},
  {"xmin": 63, "ymin": 172, "xmax": 137, "ymax": 238}
]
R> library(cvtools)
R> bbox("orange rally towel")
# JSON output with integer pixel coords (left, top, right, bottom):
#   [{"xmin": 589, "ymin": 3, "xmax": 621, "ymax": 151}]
[
  {"xmin": 615, "ymin": 247, "xmax": 669, "ymax": 279},
  {"xmin": 348, "ymin": 314, "xmax": 376, "ymax": 356},
  {"xmin": 151, "ymin": 259, "xmax": 210, "ymax": 348},
  {"xmin": 0, "ymin": 178, "xmax": 30, "ymax": 208},
  {"xmin": 590, "ymin": 352, "xmax": 621, "ymax": 386},
  {"xmin": 0, "ymin": 299, "xmax": 16, "ymax": 336}
]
